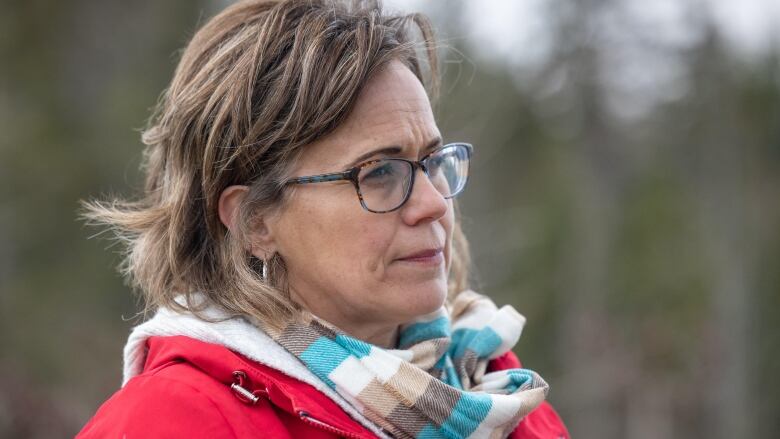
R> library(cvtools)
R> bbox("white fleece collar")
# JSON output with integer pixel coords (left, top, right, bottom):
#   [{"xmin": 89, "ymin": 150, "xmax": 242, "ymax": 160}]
[{"xmin": 123, "ymin": 304, "xmax": 390, "ymax": 439}]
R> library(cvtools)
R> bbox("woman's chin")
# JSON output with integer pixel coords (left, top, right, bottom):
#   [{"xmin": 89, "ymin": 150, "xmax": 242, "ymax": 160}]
[{"xmin": 396, "ymin": 280, "xmax": 448, "ymax": 320}]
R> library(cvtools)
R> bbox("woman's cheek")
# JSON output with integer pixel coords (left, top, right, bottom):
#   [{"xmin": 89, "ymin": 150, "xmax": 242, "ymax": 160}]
[{"xmin": 360, "ymin": 229, "xmax": 394, "ymax": 276}]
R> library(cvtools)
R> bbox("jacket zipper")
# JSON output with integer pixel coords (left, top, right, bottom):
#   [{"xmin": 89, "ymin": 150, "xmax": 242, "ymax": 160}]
[{"xmin": 298, "ymin": 410, "xmax": 365, "ymax": 438}]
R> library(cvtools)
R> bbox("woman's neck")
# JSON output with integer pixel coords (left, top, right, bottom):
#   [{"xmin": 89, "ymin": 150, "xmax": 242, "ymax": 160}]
[
  {"xmin": 317, "ymin": 311, "xmax": 401, "ymax": 348},
  {"xmin": 349, "ymin": 323, "xmax": 400, "ymax": 349},
  {"xmin": 289, "ymin": 289, "xmax": 401, "ymax": 348}
]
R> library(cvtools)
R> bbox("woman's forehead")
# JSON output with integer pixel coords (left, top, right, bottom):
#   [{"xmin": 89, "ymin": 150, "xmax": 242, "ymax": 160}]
[
  {"xmin": 303, "ymin": 111, "xmax": 440, "ymax": 174},
  {"xmin": 296, "ymin": 62, "xmax": 439, "ymax": 172}
]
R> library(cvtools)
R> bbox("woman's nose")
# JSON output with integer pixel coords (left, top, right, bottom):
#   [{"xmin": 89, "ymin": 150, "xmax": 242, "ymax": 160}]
[{"xmin": 400, "ymin": 168, "xmax": 449, "ymax": 225}]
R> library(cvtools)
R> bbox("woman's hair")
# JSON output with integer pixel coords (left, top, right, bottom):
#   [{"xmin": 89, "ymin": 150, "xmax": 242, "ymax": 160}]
[{"xmin": 80, "ymin": 0, "xmax": 471, "ymax": 328}]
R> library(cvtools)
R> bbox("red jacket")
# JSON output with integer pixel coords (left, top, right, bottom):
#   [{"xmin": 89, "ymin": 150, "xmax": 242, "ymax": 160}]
[{"xmin": 78, "ymin": 335, "xmax": 570, "ymax": 438}]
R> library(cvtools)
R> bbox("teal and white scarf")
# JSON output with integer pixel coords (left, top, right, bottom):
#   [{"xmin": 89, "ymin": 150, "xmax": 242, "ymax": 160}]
[{"xmin": 258, "ymin": 290, "xmax": 549, "ymax": 439}]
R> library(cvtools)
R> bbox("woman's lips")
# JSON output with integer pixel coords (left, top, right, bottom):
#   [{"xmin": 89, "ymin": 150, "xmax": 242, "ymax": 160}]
[{"xmin": 397, "ymin": 248, "xmax": 444, "ymax": 266}]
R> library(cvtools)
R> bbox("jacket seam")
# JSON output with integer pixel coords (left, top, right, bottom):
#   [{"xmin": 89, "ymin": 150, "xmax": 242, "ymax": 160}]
[{"xmin": 132, "ymin": 373, "xmax": 240, "ymax": 439}]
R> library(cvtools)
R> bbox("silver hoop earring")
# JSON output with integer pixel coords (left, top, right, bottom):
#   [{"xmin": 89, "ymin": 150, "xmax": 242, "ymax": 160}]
[{"xmin": 261, "ymin": 259, "xmax": 269, "ymax": 281}]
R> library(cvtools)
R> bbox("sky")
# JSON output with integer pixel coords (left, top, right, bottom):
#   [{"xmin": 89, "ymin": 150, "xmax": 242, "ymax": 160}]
[
  {"xmin": 386, "ymin": 0, "xmax": 780, "ymax": 65},
  {"xmin": 385, "ymin": 0, "xmax": 780, "ymax": 120}
]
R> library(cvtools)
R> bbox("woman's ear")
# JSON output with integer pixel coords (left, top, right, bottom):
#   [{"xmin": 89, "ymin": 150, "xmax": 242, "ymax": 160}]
[
  {"xmin": 218, "ymin": 185, "xmax": 278, "ymax": 260},
  {"xmin": 218, "ymin": 185, "xmax": 248, "ymax": 234}
]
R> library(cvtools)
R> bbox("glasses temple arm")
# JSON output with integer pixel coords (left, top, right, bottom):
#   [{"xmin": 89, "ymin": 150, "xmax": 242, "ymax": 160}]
[{"xmin": 285, "ymin": 171, "xmax": 353, "ymax": 185}]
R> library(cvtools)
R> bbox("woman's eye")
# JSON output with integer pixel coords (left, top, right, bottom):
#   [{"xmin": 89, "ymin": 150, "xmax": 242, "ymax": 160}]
[
  {"xmin": 362, "ymin": 163, "xmax": 394, "ymax": 181},
  {"xmin": 427, "ymin": 154, "xmax": 446, "ymax": 173}
]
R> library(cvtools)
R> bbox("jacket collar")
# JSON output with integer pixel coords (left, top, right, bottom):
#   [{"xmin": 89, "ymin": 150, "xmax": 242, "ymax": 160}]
[{"xmin": 124, "ymin": 304, "xmax": 390, "ymax": 439}]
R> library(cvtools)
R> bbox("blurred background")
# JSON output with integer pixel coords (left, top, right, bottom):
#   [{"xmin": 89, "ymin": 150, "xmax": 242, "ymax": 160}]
[{"xmin": 1, "ymin": 0, "xmax": 778, "ymax": 437}]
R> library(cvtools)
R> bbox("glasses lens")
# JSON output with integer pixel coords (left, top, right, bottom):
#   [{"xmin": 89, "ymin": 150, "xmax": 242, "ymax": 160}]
[
  {"xmin": 355, "ymin": 144, "xmax": 471, "ymax": 213},
  {"xmin": 357, "ymin": 159, "xmax": 413, "ymax": 212},
  {"xmin": 427, "ymin": 144, "xmax": 470, "ymax": 198}
]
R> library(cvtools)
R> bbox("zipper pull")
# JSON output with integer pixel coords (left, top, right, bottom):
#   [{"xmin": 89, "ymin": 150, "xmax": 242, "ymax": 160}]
[{"xmin": 298, "ymin": 410, "xmax": 365, "ymax": 438}]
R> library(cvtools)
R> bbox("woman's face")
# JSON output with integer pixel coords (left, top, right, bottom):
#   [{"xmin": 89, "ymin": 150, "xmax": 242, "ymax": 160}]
[{"xmin": 267, "ymin": 60, "xmax": 454, "ymax": 341}]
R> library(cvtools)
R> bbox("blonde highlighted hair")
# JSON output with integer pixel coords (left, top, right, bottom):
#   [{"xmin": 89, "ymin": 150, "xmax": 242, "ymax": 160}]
[{"xmin": 81, "ymin": 0, "xmax": 471, "ymax": 328}]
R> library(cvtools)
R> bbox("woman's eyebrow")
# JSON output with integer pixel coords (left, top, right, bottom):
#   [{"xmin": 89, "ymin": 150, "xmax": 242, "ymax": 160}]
[
  {"xmin": 346, "ymin": 146, "xmax": 403, "ymax": 168},
  {"xmin": 345, "ymin": 136, "xmax": 443, "ymax": 168}
]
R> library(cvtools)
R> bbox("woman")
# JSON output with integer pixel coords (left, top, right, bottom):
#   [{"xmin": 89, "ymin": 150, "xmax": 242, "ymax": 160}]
[{"xmin": 77, "ymin": 0, "xmax": 569, "ymax": 438}]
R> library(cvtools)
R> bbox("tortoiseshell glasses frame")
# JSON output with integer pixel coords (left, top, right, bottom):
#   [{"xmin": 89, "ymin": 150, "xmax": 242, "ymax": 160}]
[{"xmin": 284, "ymin": 142, "xmax": 473, "ymax": 213}]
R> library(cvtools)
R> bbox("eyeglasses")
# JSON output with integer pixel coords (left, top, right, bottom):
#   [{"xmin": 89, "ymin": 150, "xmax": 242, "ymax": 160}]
[{"xmin": 284, "ymin": 143, "xmax": 473, "ymax": 213}]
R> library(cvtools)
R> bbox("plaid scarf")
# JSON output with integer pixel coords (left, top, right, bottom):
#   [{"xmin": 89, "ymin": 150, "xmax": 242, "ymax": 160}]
[{"xmin": 257, "ymin": 290, "xmax": 549, "ymax": 439}]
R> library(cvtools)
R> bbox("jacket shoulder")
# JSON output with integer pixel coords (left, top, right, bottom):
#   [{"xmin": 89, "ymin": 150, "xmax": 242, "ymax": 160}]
[{"xmin": 77, "ymin": 368, "xmax": 239, "ymax": 439}]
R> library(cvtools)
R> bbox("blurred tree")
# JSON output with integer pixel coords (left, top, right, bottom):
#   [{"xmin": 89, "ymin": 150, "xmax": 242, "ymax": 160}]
[
  {"xmin": 1, "ymin": 0, "xmax": 778, "ymax": 437},
  {"xmin": 0, "ymin": 0, "xmax": 210, "ymax": 436}
]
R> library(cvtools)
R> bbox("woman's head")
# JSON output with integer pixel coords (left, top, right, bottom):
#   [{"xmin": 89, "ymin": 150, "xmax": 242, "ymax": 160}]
[{"xmin": 82, "ymin": 0, "xmax": 471, "ymax": 332}]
